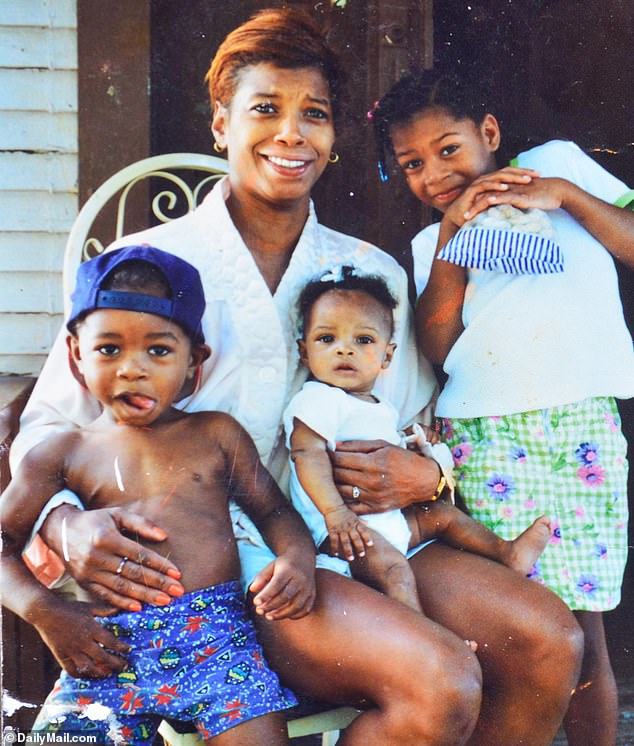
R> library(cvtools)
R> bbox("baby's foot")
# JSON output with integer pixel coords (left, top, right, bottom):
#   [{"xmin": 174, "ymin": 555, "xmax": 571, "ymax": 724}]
[{"xmin": 506, "ymin": 515, "xmax": 552, "ymax": 575}]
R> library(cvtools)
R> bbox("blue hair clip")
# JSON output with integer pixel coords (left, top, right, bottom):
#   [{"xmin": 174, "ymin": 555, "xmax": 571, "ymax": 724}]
[{"xmin": 378, "ymin": 161, "xmax": 389, "ymax": 183}]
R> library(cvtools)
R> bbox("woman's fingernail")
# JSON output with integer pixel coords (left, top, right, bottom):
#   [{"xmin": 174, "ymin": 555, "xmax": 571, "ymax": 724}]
[
  {"xmin": 156, "ymin": 593, "xmax": 171, "ymax": 605},
  {"xmin": 129, "ymin": 601, "xmax": 142, "ymax": 612},
  {"xmin": 169, "ymin": 584, "xmax": 184, "ymax": 597},
  {"xmin": 167, "ymin": 568, "xmax": 181, "ymax": 579}
]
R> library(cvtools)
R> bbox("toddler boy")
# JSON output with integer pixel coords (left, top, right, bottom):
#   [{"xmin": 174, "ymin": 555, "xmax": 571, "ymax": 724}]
[{"xmin": 0, "ymin": 246, "xmax": 316, "ymax": 746}]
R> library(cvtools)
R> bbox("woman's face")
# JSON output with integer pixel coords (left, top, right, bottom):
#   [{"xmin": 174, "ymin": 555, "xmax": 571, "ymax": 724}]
[{"xmin": 212, "ymin": 63, "xmax": 335, "ymax": 209}]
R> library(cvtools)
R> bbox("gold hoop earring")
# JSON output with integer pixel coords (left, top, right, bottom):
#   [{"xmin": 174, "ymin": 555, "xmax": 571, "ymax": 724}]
[
  {"xmin": 328, "ymin": 151, "xmax": 340, "ymax": 164},
  {"xmin": 213, "ymin": 142, "xmax": 226, "ymax": 154}
]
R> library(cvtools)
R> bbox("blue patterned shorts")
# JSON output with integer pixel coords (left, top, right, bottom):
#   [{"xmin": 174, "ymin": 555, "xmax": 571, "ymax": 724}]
[{"xmin": 32, "ymin": 581, "xmax": 296, "ymax": 744}]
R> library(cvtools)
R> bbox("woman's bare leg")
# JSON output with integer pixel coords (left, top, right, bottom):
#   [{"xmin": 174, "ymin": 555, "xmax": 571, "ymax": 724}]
[
  {"xmin": 255, "ymin": 568, "xmax": 482, "ymax": 746},
  {"xmin": 409, "ymin": 543, "xmax": 584, "ymax": 746},
  {"xmin": 564, "ymin": 611, "xmax": 618, "ymax": 746},
  {"xmin": 206, "ymin": 713, "xmax": 287, "ymax": 745}
]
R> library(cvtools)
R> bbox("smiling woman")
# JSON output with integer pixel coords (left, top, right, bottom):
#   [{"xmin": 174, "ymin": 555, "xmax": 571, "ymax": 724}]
[
  {"xmin": 211, "ymin": 64, "xmax": 335, "ymax": 217},
  {"xmin": 10, "ymin": 8, "xmax": 583, "ymax": 746}
]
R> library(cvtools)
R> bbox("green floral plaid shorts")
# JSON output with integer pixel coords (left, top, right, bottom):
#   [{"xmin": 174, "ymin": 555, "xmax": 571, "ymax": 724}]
[{"xmin": 442, "ymin": 397, "xmax": 629, "ymax": 611}]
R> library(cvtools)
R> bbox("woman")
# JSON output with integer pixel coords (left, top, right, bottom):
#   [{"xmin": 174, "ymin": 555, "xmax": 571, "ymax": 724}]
[{"xmin": 13, "ymin": 10, "xmax": 582, "ymax": 745}]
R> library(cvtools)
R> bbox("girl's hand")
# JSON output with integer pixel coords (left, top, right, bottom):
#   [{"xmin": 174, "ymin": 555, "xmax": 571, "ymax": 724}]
[
  {"xmin": 31, "ymin": 597, "xmax": 130, "ymax": 679},
  {"xmin": 463, "ymin": 176, "xmax": 570, "ymax": 221},
  {"xmin": 249, "ymin": 552, "xmax": 316, "ymax": 621},
  {"xmin": 443, "ymin": 166, "xmax": 540, "ymax": 230},
  {"xmin": 323, "ymin": 505, "xmax": 374, "ymax": 561}
]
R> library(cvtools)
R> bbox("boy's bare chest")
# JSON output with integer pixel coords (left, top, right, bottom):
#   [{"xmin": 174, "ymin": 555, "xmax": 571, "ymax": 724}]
[{"xmin": 66, "ymin": 426, "xmax": 228, "ymax": 514}]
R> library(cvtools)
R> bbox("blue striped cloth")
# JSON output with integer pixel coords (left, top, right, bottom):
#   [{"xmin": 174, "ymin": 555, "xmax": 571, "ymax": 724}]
[{"xmin": 438, "ymin": 228, "xmax": 564, "ymax": 274}]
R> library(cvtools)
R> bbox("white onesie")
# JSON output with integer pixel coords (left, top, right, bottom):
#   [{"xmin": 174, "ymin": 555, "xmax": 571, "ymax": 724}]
[{"xmin": 283, "ymin": 381, "xmax": 411, "ymax": 554}]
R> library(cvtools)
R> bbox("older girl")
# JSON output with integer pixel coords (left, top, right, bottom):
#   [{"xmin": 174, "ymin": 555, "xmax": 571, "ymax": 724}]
[
  {"xmin": 14, "ymin": 12, "xmax": 582, "ymax": 745},
  {"xmin": 373, "ymin": 68, "xmax": 634, "ymax": 746}
]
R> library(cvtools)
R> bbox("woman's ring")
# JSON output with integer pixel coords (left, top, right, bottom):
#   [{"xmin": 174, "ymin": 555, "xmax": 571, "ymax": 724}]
[
  {"xmin": 352, "ymin": 486, "xmax": 361, "ymax": 499},
  {"xmin": 116, "ymin": 557, "xmax": 129, "ymax": 575}
]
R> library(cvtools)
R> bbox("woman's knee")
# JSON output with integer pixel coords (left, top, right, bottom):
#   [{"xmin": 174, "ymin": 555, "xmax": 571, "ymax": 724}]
[
  {"xmin": 511, "ymin": 594, "xmax": 584, "ymax": 686},
  {"xmin": 394, "ymin": 640, "xmax": 482, "ymax": 743}
]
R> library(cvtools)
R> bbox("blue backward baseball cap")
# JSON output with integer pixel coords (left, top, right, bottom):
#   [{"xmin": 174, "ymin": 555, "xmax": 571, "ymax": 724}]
[{"xmin": 67, "ymin": 245, "xmax": 206, "ymax": 343}]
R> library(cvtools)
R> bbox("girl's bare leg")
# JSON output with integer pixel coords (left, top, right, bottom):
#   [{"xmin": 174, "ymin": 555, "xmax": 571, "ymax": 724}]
[
  {"xmin": 409, "ymin": 543, "xmax": 584, "ymax": 746},
  {"xmin": 206, "ymin": 712, "xmax": 287, "ymax": 745},
  {"xmin": 564, "ymin": 611, "xmax": 618, "ymax": 746},
  {"xmin": 256, "ymin": 568, "xmax": 482, "ymax": 746}
]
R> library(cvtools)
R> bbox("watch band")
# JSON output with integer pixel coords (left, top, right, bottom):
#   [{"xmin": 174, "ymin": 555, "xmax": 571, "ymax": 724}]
[{"xmin": 432, "ymin": 474, "xmax": 447, "ymax": 501}]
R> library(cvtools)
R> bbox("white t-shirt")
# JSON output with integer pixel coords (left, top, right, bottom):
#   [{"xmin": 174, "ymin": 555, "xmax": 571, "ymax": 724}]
[
  {"xmin": 412, "ymin": 140, "xmax": 634, "ymax": 418},
  {"xmin": 283, "ymin": 381, "xmax": 410, "ymax": 554}
]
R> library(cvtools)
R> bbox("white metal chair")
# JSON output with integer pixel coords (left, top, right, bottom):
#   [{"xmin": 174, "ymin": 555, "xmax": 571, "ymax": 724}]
[
  {"xmin": 159, "ymin": 707, "xmax": 360, "ymax": 746},
  {"xmin": 63, "ymin": 153, "xmax": 361, "ymax": 745},
  {"xmin": 63, "ymin": 152, "xmax": 230, "ymax": 312}
]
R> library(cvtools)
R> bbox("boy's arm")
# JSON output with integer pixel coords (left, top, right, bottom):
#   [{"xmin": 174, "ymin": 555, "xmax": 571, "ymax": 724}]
[
  {"xmin": 217, "ymin": 416, "xmax": 317, "ymax": 621},
  {"xmin": 0, "ymin": 438, "xmax": 131, "ymax": 676},
  {"xmin": 290, "ymin": 419, "xmax": 374, "ymax": 561}
]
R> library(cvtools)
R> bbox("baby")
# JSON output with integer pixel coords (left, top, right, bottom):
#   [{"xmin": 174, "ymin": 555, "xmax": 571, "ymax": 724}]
[
  {"xmin": 284, "ymin": 266, "xmax": 551, "ymax": 613},
  {"xmin": 0, "ymin": 246, "xmax": 316, "ymax": 746}
]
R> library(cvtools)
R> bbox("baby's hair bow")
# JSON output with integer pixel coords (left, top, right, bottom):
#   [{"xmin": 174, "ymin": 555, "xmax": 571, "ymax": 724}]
[{"xmin": 320, "ymin": 265, "xmax": 357, "ymax": 283}]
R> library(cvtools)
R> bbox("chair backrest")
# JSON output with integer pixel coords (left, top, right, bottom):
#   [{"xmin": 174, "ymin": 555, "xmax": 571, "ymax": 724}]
[{"xmin": 63, "ymin": 152, "xmax": 229, "ymax": 314}]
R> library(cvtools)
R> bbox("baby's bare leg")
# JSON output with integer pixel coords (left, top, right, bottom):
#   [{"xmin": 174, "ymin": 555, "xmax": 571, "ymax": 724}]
[
  {"xmin": 408, "ymin": 500, "xmax": 551, "ymax": 575},
  {"xmin": 349, "ymin": 528, "xmax": 422, "ymax": 613},
  {"xmin": 206, "ymin": 712, "xmax": 287, "ymax": 745}
]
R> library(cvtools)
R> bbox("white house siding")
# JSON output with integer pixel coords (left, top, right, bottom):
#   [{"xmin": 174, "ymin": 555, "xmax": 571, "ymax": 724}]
[{"xmin": 0, "ymin": 0, "xmax": 77, "ymax": 375}]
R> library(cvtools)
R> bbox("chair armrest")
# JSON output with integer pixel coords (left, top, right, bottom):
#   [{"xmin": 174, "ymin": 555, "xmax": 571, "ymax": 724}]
[{"xmin": 0, "ymin": 377, "xmax": 36, "ymax": 492}]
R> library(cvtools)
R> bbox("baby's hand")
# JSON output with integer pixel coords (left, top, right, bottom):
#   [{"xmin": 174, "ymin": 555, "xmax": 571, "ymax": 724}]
[
  {"xmin": 324, "ymin": 505, "xmax": 374, "ymax": 561},
  {"xmin": 404, "ymin": 422, "xmax": 441, "ymax": 451},
  {"xmin": 421, "ymin": 424, "xmax": 441, "ymax": 446},
  {"xmin": 33, "ymin": 598, "xmax": 130, "ymax": 679}
]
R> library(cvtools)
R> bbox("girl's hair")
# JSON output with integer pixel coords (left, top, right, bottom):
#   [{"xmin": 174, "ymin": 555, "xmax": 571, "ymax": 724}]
[
  {"xmin": 372, "ymin": 68, "xmax": 492, "ymax": 180},
  {"xmin": 68, "ymin": 260, "xmax": 171, "ymax": 335},
  {"xmin": 298, "ymin": 267, "xmax": 398, "ymax": 336},
  {"xmin": 205, "ymin": 8, "xmax": 343, "ymax": 117}
]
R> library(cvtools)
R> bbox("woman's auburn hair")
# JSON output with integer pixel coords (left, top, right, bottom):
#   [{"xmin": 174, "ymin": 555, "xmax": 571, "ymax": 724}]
[{"xmin": 205, "ymin": 7, "xmax": 343, "ymax": 114}]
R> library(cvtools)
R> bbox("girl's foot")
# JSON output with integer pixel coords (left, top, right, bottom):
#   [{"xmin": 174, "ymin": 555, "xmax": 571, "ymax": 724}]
[{"xmin": 506, "ymin": 515, "xmax": 552, "ymax": 575}]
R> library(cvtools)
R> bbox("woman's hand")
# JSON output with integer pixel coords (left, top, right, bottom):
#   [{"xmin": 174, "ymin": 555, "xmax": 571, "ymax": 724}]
[
  {"xmin": 331, "ymin": 440, "xmax": 442, "ymax": 514},
  {"xmin": 249, "ymin": 551, "xmax": 316, "ymax": 621},
  {"xmin": 443, "ymin": 166, "xmax": 541, "ymax": 230},
  {"xmin": 31, "ymin": 597, "xmax": 131, "ymax": 679},
  {"xmin": 41, "ymin": 505, "xmax": 184, "ymax": 610},
  {"xmin": 323, "ymin": 504, "xmax": 374, "ymax": 561}
]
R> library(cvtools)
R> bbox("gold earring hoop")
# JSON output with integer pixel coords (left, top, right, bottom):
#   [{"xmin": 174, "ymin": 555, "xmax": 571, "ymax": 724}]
[
  {"xmin": 213, "ymin": 141, "xmax": 226, "ymax": 154},
  {"xmin": 328, "ymin": 151, "xmax": 340, "ymax": 164}
]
